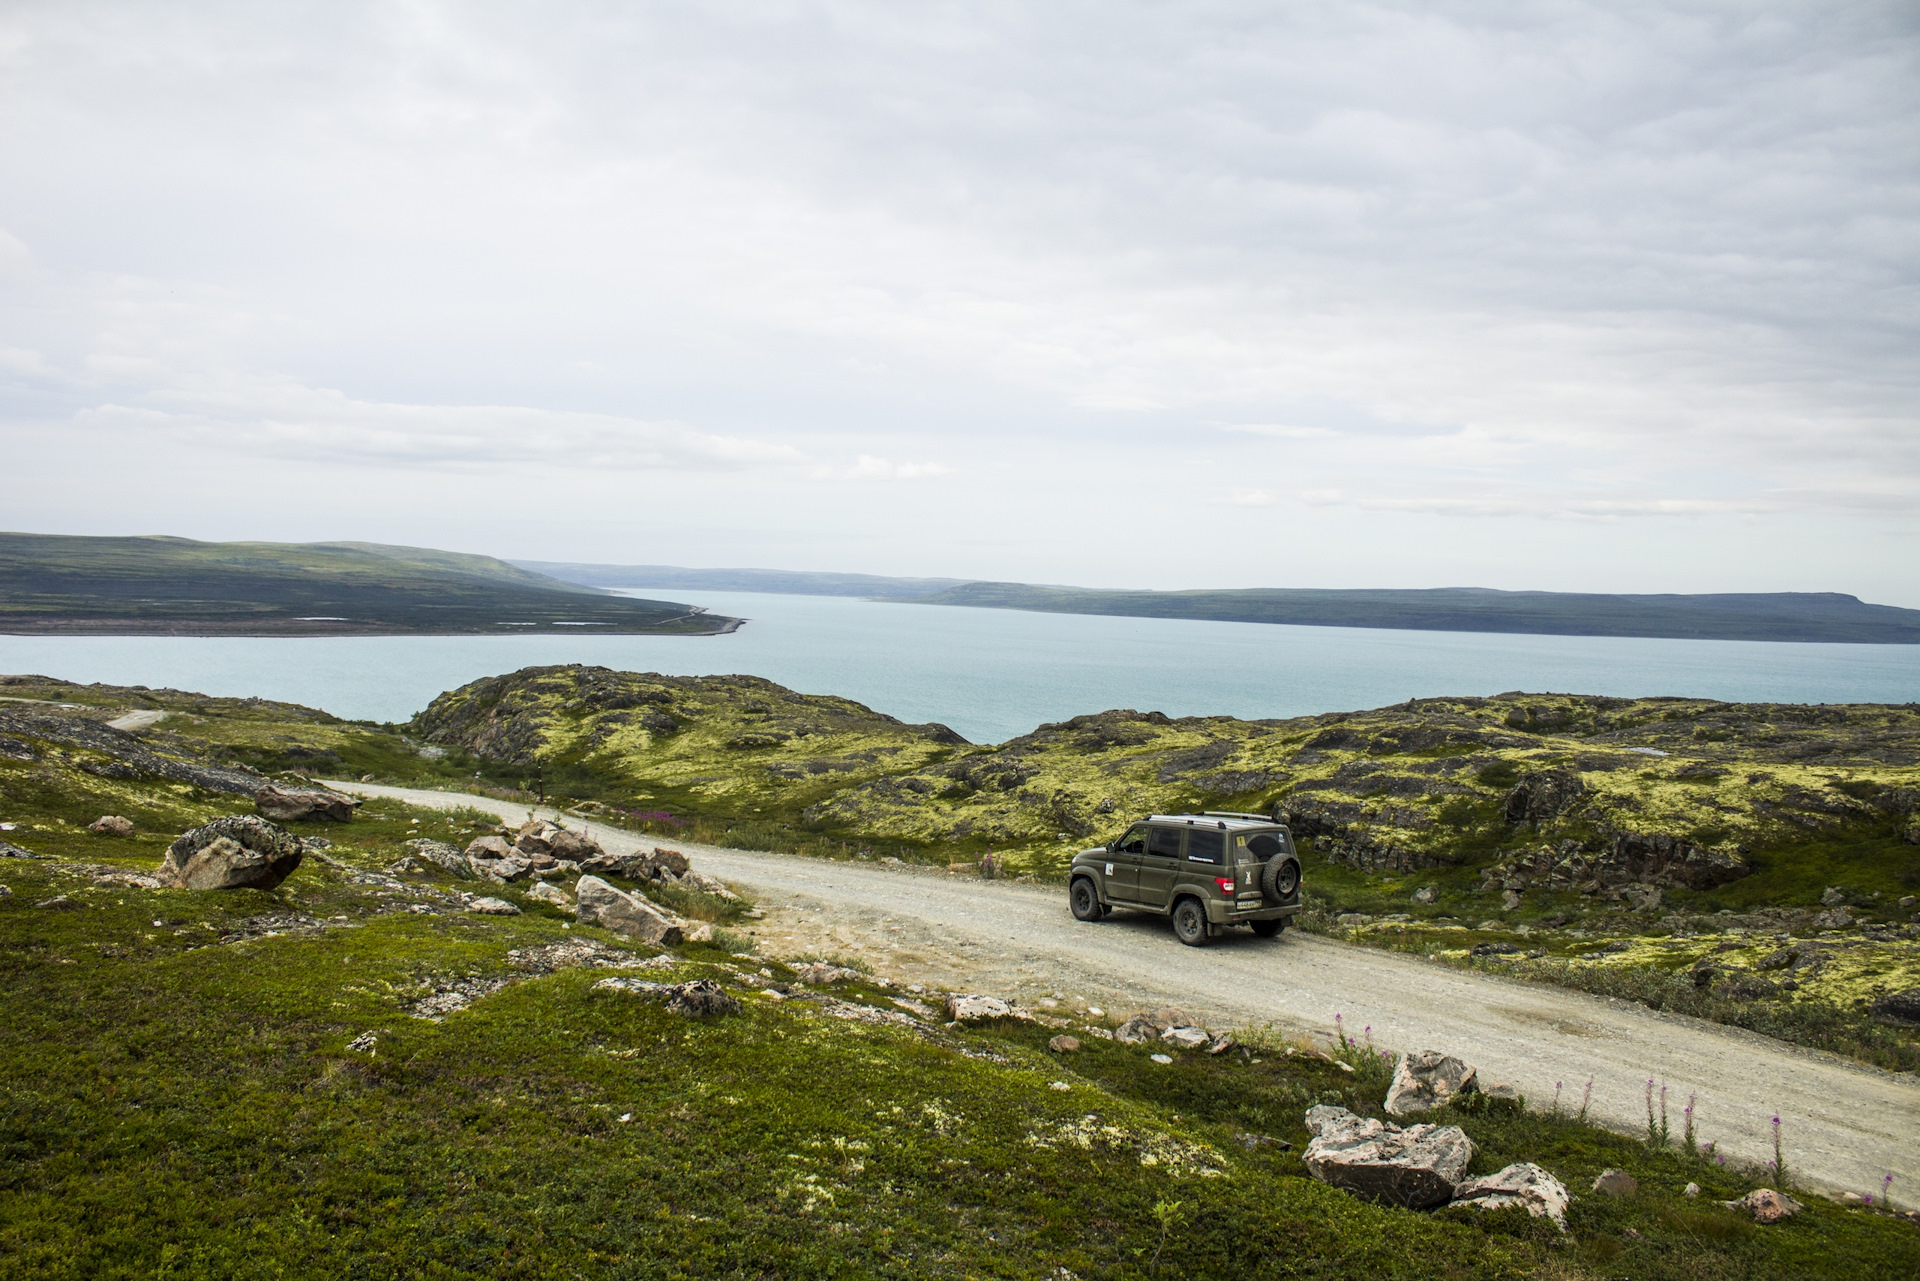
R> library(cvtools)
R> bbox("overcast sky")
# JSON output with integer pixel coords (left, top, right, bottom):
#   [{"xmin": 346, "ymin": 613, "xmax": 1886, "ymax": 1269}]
[{"xmin": 3, "ymin": 2, "xmax": 1917, "ymax": 601}]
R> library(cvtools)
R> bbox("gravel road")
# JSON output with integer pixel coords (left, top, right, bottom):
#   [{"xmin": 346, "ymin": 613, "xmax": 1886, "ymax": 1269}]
[{"xmin": 339, "ymin": 781, "xmax": 1920, "ymax": 1202}]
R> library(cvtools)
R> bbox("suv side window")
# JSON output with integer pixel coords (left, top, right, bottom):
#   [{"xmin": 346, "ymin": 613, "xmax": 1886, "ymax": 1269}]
[
  {"xmin": 1147, "ymin": 826, "xmax": 1183, "ymax": 859},
  {"xmin": 1187, "ymin": 829, "xmax": 1224, "ymax": 864},
  {"xmin": 1114, "ymin": 826, "xmax": 1149, "ymax": 855}
]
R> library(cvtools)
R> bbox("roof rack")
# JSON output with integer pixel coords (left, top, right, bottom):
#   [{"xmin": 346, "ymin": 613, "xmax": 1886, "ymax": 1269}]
[{"xmin": 1201, "ymin": 811, "xmax": 1270, "ymax": 822}]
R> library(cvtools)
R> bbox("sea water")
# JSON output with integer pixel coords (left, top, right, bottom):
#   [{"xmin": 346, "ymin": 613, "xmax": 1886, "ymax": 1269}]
[{"xmin": 1, "ymin": 589, "xmax": 1916, "ymax": 744}]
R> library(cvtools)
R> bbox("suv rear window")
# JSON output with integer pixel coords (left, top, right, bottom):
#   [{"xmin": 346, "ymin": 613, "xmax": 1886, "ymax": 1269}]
[
  {"xmin": 1147, "ymin": 827, "xmax": 1183, "ymax": 858},
  {"xmin": 1186, "ymin": 829, "xmax": 1224, "ymax": 864},
  {"xmin": 1244, "ymin": 833, "xmax": 1284, "ymax": 860}
]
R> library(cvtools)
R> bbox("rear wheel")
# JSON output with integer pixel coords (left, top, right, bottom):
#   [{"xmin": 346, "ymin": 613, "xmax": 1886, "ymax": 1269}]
[
  {"xmin": 1070, "ymin": 878, "xmax": 1104, "ymax": 922},
  {"xmin": 1171, "ymin": 897, "xmax": 1210, "ymax": 947},
  {"xmin": 1251, "ymin": 917, "xmax": 1287, "ymax": 938}
]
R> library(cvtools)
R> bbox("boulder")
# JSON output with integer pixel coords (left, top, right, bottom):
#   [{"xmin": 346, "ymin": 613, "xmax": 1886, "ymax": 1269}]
[
  {"xmin": 161, "ymin": 816, "xmax": 304, "ymax": 890},
  {"xmin": 253, "ymin": 784, "xmax": 357, "ymax": 823},
  {"xmin": 1048, "ymin": 1035, "xmax": 1081, "ymax": 1053},
  {"xmin": 1303, "ymin": 1105, "xmax": 1473, "ymax": 1209},
  {"xmin": 1452, "ymin": 1162, "xmax": 1572, "ymax": 1230},
  {"xmin": 682, "ymin": 870, "xmax": 740, "ymax": 900},
  {"xmin": 512, "ymin": 821, "xmax": 556, "ymax": 855},
  {"xmin": 1591, "ymin": 1168, "xmax": 1636, "ymax": 1197},
  {"xmin": 574, "ymin": 875, "xmax": 684, "ymax": 946},
  {"xmin": 547, "ymin": 827, "xmax": 602, "ymax": 862},
  {"xmin": 1152, "ymin": 1005, "xmax": 1196, "ymax": 1028},
  {"xmin": 1114, "ymin": 1014, "xmax": 1161, "ymax": 1044},
  {"xmin": 945, "ymin": 994, "xmax": 1015, "ymax": 1023},
  {"xmin": 1161, "ymin": 1025, "xmax": 1212, "ymax": 1051},
  {"xmin": 1811, "ymin": 907, "xmax": 1853, "ymax": 930},
  {"xmin": 1870, "ymin": 987, "xmax": 1920, "ymax": 1027},
  {"xmin": 1684, "ymin": 1182, "xmax": 1701, "ymax": 1197},
  {"xmin": 1384, "ymin": 1050, "xmax": 1479, "ymax": 1116},
  {"xmin": 526, "ymin": 881, "xmax": 572, "ymax": 907},
  {"xmin": 792, "ymin": 962, "xmax": 863, "ymax": 986},
  {"xmin": 1821, "ymin": 886, "xmax": 1847, "ymax": 906},
  {"xmin": 465, "ymin": 835, "xmax": 512, "ymax": 861},
  {"xmin": 480, "ymin": 856, "xmax": 534, "ymax": 884},
  {"xmin": 467, "ymin": 897, "xmax": 522, "ymax": 915},
  {"xmin": 1207, "ymin": 1034, "xmax": 1238, "ymax": 1055},
  {"xmin": 404, "ymin": 838, "xmax": 475, "ymax": 879},
  {"xmin": 1725, "ymin": 1188, "xmax": 1802, "ymax": 1223},
  {"xmin": 89, "ymin": 815, "xmax": 134, "ymax": 836},
  {"xmin": 665, "ymin": 979, "xmax": 739, "ymax": 1017},
  {"xmin": 681, "ymin": 920, "xmax": 714, "ymax": 943},
  {"xmin": 1413, "ymin": 886, "xmax": 1437, "ymax": 904}
]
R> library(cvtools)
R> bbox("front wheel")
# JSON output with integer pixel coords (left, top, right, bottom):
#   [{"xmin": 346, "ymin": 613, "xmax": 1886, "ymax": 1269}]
[
  {"xmin": 1251, "ymin": 917, "xmax": 1287, "ymax": 938},
  {"xmin": 1070, "ymin": 878, "xmax": 1104, "ymax": 922},
  {"xmin": 1171, "ymin": 897, "xmax": 1210, "ymax": 947}
]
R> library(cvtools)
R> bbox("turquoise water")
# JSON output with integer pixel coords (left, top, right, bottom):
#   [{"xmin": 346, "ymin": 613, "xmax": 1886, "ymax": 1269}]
[{"xmin": 2, "ymin": 590, "xmax": 1917, "ymax": 743}]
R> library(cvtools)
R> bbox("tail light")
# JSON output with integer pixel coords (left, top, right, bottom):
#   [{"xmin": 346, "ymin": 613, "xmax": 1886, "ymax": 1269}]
[{"xmin": 1215, "ymin": 877, "xmax": 1234, "ymax": 893}]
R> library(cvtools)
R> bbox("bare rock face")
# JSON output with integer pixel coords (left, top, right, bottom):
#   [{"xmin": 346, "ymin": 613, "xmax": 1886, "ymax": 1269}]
[
  {"xmin": 89, "ymin": 815, "xmax": 134, "ymax": 836},
  {"xmin": 1453, "ymin": 1162, "xmax": 1571, "ymax": 1230},
  {"xmin": 574, "ymin": 875, "xmax": 684, "ymax": 946},
  {"xmin": 1503, "ymin": 769, "xmax": 1586, "ymax": 825},
  {"xmin": 1870, "ymin": 987, "xmax": 1920, "ymax": 1027},
  {"xmin": 1384, "ymin": 1050, "xmax": 1479, "ymax": 1116},
  {"xmin": 1303, "ymin": 1104, "xmax": 1473, "ymax": 1209},
  {"xmin": 253, "ymin": 784, "xmax": 357, "ymax": 823},
  {"xmin": 1725, "ymin": 1188, "xmax": 1802, "ymax": 1223},
  {"xmin": 162, "ymin": 816, "xmax": 304, "ymax": 890}
]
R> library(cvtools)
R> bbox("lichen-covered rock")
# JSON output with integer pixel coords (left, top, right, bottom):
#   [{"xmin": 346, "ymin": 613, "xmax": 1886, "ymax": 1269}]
[
  {"xmin": 1303, "ymin": 1104, "xmax": 1473, "ymax": 1209},
  {"xmin": 253, "ymin": 784, "xmax": 356, "ymax": 823},
  {"xmin": 403, "ymin": 837, "xmax": 475, "ymax": 879},
  {"xmin": 162, "ymin": 816, "xmax": 303, "ymax": 890},
  {"xmin": 574, "ymin": 875, "xmax": 684, "ymax": 945},
  {"xmin": 1384, "ymin": 1050, "xmax": 1479, "ymax": 1116},
  {"xmin": 1504, "ymin": 769, "xmax": 1586, "ymax": 824},
  {"xmin": 945, "ymin": 994, "xmax": 1017, "ymax": 1023},
  {"xmin": 89, "ymin": 815, "xmax": 134, "ymax": 836},
  {"xmin": 1725, "ymin": 1188, "xmax": 1802, "ymax": 1223},
  {"xmin": 1453, "ymin": 1162, "xmax": 1571, "ymax": 1229}
]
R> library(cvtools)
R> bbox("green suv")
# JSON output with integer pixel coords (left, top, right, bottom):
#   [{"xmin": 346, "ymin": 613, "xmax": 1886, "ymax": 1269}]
[{"xmin": 1067, "ymin": 811, "xmax": 1302, "ymax": 946}]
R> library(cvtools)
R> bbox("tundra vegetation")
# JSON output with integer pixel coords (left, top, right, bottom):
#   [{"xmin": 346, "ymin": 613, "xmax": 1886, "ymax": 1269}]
[
  {"xmin": 5, "ymin": 666, "xmax": 1919, "ymax": 1075},
  {"xmin": 1, "ymin": 703, "xmax": 1915, "ymax": 1278}
]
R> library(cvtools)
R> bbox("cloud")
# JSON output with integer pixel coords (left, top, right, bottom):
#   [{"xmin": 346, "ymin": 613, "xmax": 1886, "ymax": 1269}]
[
  {"xmin": 1223, "ymin": 425, "xmax": 1338, "ymax": 440},
  {"xmin": 814, "ymin": 454, "xmax": 953, "ymax": 481},
  {"xmin": 1221, "ymin": 488, "xmax": 1275, "ymax": 507},
  {"xmin": 72, "ymin": 380, "xmax": 803, "ymax": 472}
]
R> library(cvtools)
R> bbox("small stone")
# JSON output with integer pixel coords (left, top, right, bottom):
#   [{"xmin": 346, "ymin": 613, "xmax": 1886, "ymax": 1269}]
[
  {"xmin": 945, "ymin": 994, "xmax": 1017, "ymax": 1023},
  {"xmin": 347, "ymin": 1032, "xmax": 377, "ymax": 1053},
  {"xmin": 1234, "ymin": 1133, "xmax": 1290, "ymax": 1150},
  {"xmin": 1821, "ymin": 886, "xmax": 1847, "ymax": 906},
  {"xmin": 1086, "ymin": 1006, "xmax": 1104, "ymax": 1017},
  {"xmin": 1048, "ymin": 1035, "xmax": 1082, "ymax": 1053},
  {"xmin": 1413, "ymin": 886, "xmax": 1437, "ymax": 904},
  {"xmin": 1899, "ymin": 895, "xmax": 1917, "ymax": 910},
  {"xmin": 1592, "ymin": 1168, "xmax": 1637, "ymax": 1197},
  {"xmin": 34, "ymin": 894, "xmax": 78, "ymax": 910},
  {"xmin": 89, "ymin": 815, "xmax": 134, "ymax": 836},
  {"xmin": 1207, "ymin": 1034, "xmax": 1237, "ymax": 1055},
  {"xmin": 1335, "ymin": 912, "xmax": 1367, "ymax": 927},
  {"xmin": 467, "ymin": 897, "xmax": 522, "ymax": 915},
  {"xmin": 1840, "ymin": 1192, "xmax": 1865, "ymax": 1207},
  {"xmin": 1048, "ymin": 1080, "xmax": 1071, "ymax": 1091},
  {"xmin": 1725, "ymin": 1188, "xmax": 1803, "ymax": 1223},
  {"xmin": 526, "ymin": 881, "xmax": 572, "ymax": 907},
  {"xmin": 1161, "ymin": 1025, "xmax": 1212, "ymax": 1050},
  {"xmin": 1149, "ymin": 1053, "xmax": 1173, "ymax": 1064},
  {"xmin": 1501, "ymin": 890, "xmax": 1522, "ymax": 912},
  {"xmin": 1684, "ymin": 1182, "xmax": 1701, "ymax": 1197}
]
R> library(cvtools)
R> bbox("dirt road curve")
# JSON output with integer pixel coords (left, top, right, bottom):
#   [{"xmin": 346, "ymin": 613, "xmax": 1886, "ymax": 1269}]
[{"xmin": 339, "ymin": 781, "xmax": 1920, "ymax": 1201}]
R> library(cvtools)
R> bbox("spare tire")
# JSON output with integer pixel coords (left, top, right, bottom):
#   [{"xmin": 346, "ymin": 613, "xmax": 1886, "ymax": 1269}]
[{"xmin": 1262, "ymin": 856, "xmax": 1300, "ymax": 901}]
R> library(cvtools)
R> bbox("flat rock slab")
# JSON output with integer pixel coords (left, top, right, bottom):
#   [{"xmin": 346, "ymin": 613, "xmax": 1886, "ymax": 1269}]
[{"xmin": 1304, "ymin": 1104, "xmax": 1473, "ymax": 1209}]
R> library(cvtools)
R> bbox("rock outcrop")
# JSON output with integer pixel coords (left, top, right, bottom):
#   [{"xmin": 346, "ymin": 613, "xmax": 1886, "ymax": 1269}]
[
  {"xmin": 161, "ymin": 816, "xmax": 304, "ymax": 890},
  {"xmin": 1503, "ymin": 769, "xmax": 1586, "ymax": 824},
  {"xmin": 1302, "ymin": 1105, "xmax": 1473, "ymax": 1209},
  {"xmin": 1384, "ymin": 1050, "xmax": 1478, "ymax": 1116},
  {"xmin": 574, "ymin": 875, "xmax": 684, "ymax": 945},
  {"xmin": 254, "ymin": 783, "xmax": 357, "ymax": 823},
  {"xmin": 1871, "ymin": 987, "xmax": 1920, "ymax": 1027}
]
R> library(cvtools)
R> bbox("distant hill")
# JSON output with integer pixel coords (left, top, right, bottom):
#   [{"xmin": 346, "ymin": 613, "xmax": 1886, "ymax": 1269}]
[
  {"xmin": 915, "ymin": 583, "xmax": 1920, "ymax": 644},
  {"xmin": 515, "ymin": 561, "xmax": 965, "ymax": 600},
  {"xmin": 525, "ymin": 559, "xmax": 1920, "ymax": 644},
  {"xmin": 0, "ymin": 534, "xmax": 738, "ymax": 636}
]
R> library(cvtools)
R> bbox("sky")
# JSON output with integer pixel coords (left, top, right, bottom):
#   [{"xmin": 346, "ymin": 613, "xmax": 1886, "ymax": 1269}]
[{"xmin": 2, "ymin": 1, "xmax": 1917, "ymax": 602}]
